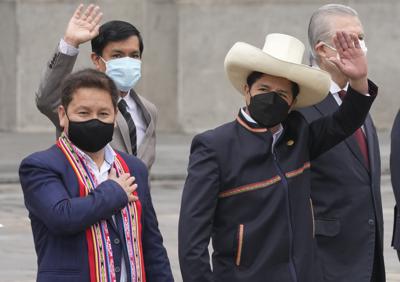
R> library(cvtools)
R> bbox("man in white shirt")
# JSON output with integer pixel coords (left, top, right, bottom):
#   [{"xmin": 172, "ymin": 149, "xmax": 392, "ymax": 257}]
[{"xmin": 36, "ymin": 4, "xmax": 157, "ymax": 170}]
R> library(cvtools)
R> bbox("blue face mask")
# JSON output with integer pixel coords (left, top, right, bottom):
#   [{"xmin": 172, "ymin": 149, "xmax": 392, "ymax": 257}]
[{"xmin": 101, "ymin": 57, "xmax": 142, "ymax": 92}]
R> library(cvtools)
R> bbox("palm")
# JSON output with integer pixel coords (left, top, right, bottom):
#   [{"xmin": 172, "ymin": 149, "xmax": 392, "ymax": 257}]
[
  {"xmin": 329, "ymin": 32, "xmax": 368, "ymax": 80},
  {"xmin": 64, "ymin": 4, "xmax": 102, "ymax": 47},
  {"xmin": 68, "ymin": 18, "xmax": 97, "ymax": 42}
]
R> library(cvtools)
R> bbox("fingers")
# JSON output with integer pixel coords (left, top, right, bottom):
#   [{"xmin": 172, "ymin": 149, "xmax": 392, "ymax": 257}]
[
  {"xmin": 127, "ymin": 176, "xmax": 136, "ymax": 187},
  {"xmin": 72, "ymin": 4, "xmax": 84, "ymax": 19},
  {"xmin": 81, "ymin": 4, "xmax": 95, "ymax": 21},
  {"xmin": 126, "ymin": 183, "xmax": 138, "ymax": 202},
  {"xmin": 90, "ymin": 11, "xmax": 103, "ymax": 32},
  {"xmin": 86, "ymin": 5, "xmax": 101, "ymax": 25},
  {"xmin": 352, "ymin": 33, "xmax": 361, "ymax": 49},
  {"xmin": 334, "ymin": 31, "xmax": 361, "ymax": 52}
]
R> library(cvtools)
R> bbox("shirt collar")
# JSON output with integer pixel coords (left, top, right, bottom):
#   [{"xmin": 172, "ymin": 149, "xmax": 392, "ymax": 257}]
[
  {"xmin": 74, "ymin": 143, "xmax": 116, "ymax": 168},
  {"xmin": 239, "ymin": 107, "xmax": 283, "ymax": 137},
  {"xmin": 330, "ymin": 79, "xmax": 348, "ymax": 95}
]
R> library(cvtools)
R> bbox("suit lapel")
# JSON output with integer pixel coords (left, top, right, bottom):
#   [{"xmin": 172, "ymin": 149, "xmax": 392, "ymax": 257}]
[
  {"xmin": 130, "ymin": 90, "xmax": 151, "ymax": 125},
  {"xmin": 116, "ymin": 113, "xmax": 133, "ymax": 155},
  {"xmin": 129, "ymin": 90, "xmax": 154, "ymax": 159},
  {"xmin": 315, "ymin": 93, "xmax": 369, "ymax": 172}
]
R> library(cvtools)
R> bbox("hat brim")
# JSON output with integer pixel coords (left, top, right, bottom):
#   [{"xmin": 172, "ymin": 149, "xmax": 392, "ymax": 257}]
[{"xmin": 224, "ymin": 42, "xmax": 331, "ymax": 109}]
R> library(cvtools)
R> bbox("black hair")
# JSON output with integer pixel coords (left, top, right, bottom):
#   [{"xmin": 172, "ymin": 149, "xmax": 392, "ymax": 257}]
[
  {"xmin": 91, "ymin": 20, "xmax": 144, "ymax": 57},
  {"xmin": 246, "ymin": 71, "xmax": 299, "ymax": 99},
  {"xmin": 61, "ymin": 68, "xmax": 119, "ymax": 110}
]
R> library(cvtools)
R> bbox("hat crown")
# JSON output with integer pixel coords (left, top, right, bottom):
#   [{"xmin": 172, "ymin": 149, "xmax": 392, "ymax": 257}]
[{"xmin": 262, "ymin": 33, "xmax": 305, "ymax": 64}]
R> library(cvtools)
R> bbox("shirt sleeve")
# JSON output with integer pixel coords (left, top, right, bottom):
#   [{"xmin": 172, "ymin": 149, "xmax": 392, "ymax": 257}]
[{"xmin": 58, "ymin": 38, "xmax": 79, "ymax": 56}]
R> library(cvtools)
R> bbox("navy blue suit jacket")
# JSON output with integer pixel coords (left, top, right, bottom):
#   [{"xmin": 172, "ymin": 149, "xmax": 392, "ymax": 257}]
[
  {"xmin": 19, "ymin": 145, "xmax": 173, "ymax": 282},
  {"xmin": 299, "ymin": 93, "xmax": 384, "ymax": 282}
]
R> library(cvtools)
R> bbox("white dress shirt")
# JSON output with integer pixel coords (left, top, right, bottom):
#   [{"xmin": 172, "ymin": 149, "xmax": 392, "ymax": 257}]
[
  {"xmin": 119, "ymin": 94, "xmax": 147, "ymax": 148},
  {"xmin": 241, "ymin": 108, "xmax": 283, "ymax": 150},
  {"xmin": 59, "ymin": 39, "xmax": 147, "ymax": 148},
  {"xmin": 74, "ymin": 144, "xmax": 127, "ymax": 282}
]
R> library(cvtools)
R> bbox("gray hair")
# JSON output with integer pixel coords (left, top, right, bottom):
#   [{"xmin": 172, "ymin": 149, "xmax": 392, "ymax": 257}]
[{"xmin": 308, "ymin": 4, "xmax": 359, "ymax": 65}]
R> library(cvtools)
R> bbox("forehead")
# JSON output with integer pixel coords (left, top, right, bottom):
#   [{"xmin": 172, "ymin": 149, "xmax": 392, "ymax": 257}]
[
  {"xmin": 328, "ymin": 15, "xmax": 363, "ymax": 35},
  {"xmin": 252, "ymin": 73, "xmax": 293, "ymax": 90},
  {"xmin": 102, "ymin": 35, "xmax": 140, "ymax": 54},
  {"xmin": 69, "ymin": 87, "xmax": 114, "ymax": 109}
]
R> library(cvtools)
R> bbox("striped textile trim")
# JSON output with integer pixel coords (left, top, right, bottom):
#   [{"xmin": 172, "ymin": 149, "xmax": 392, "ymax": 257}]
[
  {"xmin": 235, "ymin": 224, "xmax": 244, "ymax": 266},
  {"xmin": 285, "ymin": 162, "xmax": 311, "ymax": 178},
  {"xmin": 236, "ymin": 116, "xmax": 268, "ymax": 133},
  {"xmin": 219, "ymin": 176, "xmax": 281, "ymax": 198}
]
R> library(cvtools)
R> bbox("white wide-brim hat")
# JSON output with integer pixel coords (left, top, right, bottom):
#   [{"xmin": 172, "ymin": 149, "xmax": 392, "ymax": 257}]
[{"xmin": 224, "ymin": 33, "xmax": 331, "ymax": 109}]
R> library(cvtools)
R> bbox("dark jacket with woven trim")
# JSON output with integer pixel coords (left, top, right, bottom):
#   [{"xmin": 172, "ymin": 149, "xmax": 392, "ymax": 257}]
[{"xmin": 178, "ymin": 81, "xmax": 377, "ymax": 282}]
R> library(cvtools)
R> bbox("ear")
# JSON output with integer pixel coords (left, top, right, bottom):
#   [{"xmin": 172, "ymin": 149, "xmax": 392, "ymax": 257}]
[
  {"xmin": 58, "ymin": 105, "xmax": 68, "ymax": 132},
  {"xmin": 314, "ymin": 42, "xmax": 329, "ymax": 59},
  {"xmin": 243, "ymin": 84, "xmax": 251, "ymax": 106},
  {"xmin": 91, "ymin": 52, "xmax": 104, "ymax": 71}
]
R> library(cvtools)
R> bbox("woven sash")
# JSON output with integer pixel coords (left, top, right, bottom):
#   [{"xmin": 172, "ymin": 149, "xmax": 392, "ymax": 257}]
[{"xmin": 57, "ymin": 134, "xmax": 146, "ymax": 282}]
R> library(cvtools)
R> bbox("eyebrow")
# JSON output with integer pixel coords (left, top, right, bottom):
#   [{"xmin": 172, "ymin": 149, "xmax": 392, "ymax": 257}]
[
  {"xmin": 111, "ymin": 49, "xmax": 140, "ymax": 56},
  {"xmin": 259, "ymin": 84, "xmax": 288, "ymax": 94}
]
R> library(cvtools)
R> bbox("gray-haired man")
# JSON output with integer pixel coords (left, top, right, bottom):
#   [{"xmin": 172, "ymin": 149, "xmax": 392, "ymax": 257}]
[{"xmin": 299, "ymin": 4, "xmax": 385, "ymax": 282}]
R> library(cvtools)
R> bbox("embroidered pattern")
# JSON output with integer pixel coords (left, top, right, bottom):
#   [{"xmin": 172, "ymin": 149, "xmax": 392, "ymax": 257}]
[
  {"xmin": 285, "ymin": 162, "xmax": 311, "ymax": 178},
  {"xmin": 235, "ymin": 224, "xmax": 244, "ymax": 266},
  {"xmin": 236, "ymin": 116, "xmax": 268, "ymax": 133},
  {"xmin": 219, "ymin": 176, "xmax": 281, "ymax": 198},
  {"xmin": 57, "ymin": 134, "xmax": 146, "ymax": 282},
  {"xmin": 219, "ymin": 162, "xmax": 310, "ymax": 199}
]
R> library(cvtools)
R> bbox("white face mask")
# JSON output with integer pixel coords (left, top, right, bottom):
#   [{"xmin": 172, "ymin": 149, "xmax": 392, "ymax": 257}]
[
  {"xmin": 101, "ymin": 57, "xmax": 142, "ymax": 92},
  {"xmin": 323, "ymin": 39, "xmax": 368, "ymax": 56}
]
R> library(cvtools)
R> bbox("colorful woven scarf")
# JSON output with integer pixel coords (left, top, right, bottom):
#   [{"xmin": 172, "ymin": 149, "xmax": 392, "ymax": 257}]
[{"xmin": 57, "ymin": 134, "xmax": 146, "ymax": 282}]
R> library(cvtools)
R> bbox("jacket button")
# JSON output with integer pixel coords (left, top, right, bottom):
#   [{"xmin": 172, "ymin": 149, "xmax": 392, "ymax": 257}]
[
  {"xmin": 114, "ymin": 238, "xmax": 120, "ymax": 244},
  {"xmin": 368, "ymin": 219, "xmax": 375, "ymax": 226},
  {"xmin": 115, "ymin": 266, "xmax": 121, "ymax": 273}
]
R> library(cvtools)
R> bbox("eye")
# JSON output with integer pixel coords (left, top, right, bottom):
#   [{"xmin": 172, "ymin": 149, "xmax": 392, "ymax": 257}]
[
  {"xmin": 99, "ymin": 112, "xmax": 110, "ymax": 117},
  {"xmin": 111, "ymin": 54, "xmax": 122, "ymax": 59},
  {"xmin": 78, "ymin": 111, "xmax": 89, "ymax": 115},
  {"xmin": 131, "ymin": 54, "xmax": 140, "ymax": 59},
  {"xmin": 358, "ymin": 34, "xmax": 365, "ymax": 40},
  {"xmin": 277, "ymin": 92, "xmax": 289, "ymax": 99}
]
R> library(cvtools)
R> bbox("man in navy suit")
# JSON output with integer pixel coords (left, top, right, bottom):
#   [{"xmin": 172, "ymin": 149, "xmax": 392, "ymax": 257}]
[
  {"xmin": 391, "ymin": 110, "xmax": 400, "ymax": 260},
  {"xmin": 299, "ymin": 4, "xmax": 385, "ymax": 282},
  {"xmin": 19, "ymin": 69, "xmax": 173, "ymax": 282}
]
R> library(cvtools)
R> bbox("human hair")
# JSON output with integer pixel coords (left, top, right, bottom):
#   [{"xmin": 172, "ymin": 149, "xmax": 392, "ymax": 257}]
[
  {"xmin": 91, "ymin": 20, "xmax": 144, "ymax": 57},
  {"xmin": 308, "ymin": 4, "xmax": 359, "ymax": 65},
  {"xmin": 61, "ymin": 68, "xmax": 119, "ymax": 110},
  {"xmin": 246, "ymin": 71, "xmax": 299, "ymax": 99}
]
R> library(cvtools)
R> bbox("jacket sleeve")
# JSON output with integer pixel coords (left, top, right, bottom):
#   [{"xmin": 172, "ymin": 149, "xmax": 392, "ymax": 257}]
[
  {"xmin": 35, "ymin": 46, "xmax": 78, "ymax": 131},
  {"xmin": 178, "ymin": 133, "xmax": 219, "ymax": 282},
  {"xmin": 137, "ymin": 163, "xmax": 174, "ymax": 282},
  {"xmin": 308, "ymin": 80, "xmax": 377, "ymax": 160},
  {"xmin": 19, "ymin": 156, "xmax": 128, "ymax": 235},
  {"xmin": 391, "ymin": 110, "xmax": 400, "ymax": 248}
]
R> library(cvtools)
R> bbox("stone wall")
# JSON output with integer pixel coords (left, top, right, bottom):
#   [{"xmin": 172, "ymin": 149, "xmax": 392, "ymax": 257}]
[{"xmin": 0, "ymin": 0, "xmax": 398, "ymax": 132}]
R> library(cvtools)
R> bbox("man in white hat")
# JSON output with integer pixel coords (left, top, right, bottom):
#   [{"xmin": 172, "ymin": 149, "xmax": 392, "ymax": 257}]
[{"xmin": 178, "ymin": 31, "xmax": 377, "ymax": 282}]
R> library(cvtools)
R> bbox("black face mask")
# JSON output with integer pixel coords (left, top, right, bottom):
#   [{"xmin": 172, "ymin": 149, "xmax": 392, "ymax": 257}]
[
  {"xmin": 248, "ymin": 91, "xmax": 290, "ymax": 128},
  {"xmin": 67, "ymin": 118, "xmax": 114, "ymax": 153}
]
